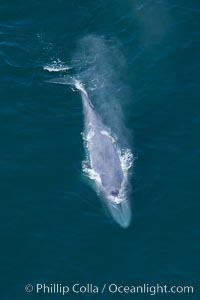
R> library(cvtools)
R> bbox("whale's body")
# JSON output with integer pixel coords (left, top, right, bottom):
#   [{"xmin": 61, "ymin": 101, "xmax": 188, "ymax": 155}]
[
  {"xmin": 48, "ymin": 77, "xmax": 131, "ymax": 228},
  {"xmin": 77, "ymin": 82, "xmax": 131, "ymax": 228},
  {"xmin": 81, "ymin": 89, "xmax": 123, "ymax": 197}
]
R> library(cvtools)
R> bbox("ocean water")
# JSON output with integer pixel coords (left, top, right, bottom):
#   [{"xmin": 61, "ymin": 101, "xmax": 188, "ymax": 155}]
[{"xmin": 0, "ymin": 0, "xmax": 200, "ymax": 299}]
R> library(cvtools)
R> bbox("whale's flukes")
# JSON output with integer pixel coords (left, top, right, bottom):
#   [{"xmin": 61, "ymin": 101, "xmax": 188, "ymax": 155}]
[{"xmin": 46, "ymin": 76, "xmax": 74, "ymax": 86}]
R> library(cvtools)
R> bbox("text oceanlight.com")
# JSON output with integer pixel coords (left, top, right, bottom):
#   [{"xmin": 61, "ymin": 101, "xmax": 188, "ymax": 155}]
[{"xmin": 24, "ymin": 283, "xmax": 194, "ymax": 296}]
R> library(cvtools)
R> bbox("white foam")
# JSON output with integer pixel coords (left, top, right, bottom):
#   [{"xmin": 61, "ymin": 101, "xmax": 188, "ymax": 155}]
[
  {"xmin": 82, "ymin": 163, "xmax": 102, "ymax": 186},
  {"xmin": 119, "ymin": 148, "xmax": 134, "ymax": 176},
  {"xmin": 114, "ymin": 148, "xmax": 133, "ymax": 204},
  {"xmin": 43, "ymin": 59, "xmax": 71, "ymax": 72},
  {"xmin": 100, "ymin": 130, "xmax": 116, "ymax": 143},
  {"xmin": 74, "ymin": 79, "xmax": 88, "ymax": 96},
  {"xmin": 86, "ymin": 129, "xmax": 95, "ymax": 141}
]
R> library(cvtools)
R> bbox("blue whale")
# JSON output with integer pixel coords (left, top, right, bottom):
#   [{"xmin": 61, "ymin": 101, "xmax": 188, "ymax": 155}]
[{"xmin": 48, "ymin": 77, "xmax": 131, "ymax": 228}]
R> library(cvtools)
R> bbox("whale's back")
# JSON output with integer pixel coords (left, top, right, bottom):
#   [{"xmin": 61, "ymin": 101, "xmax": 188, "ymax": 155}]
[{"xmin": 88, "ymin": 129, "xmax": 123, "ymax": 196}]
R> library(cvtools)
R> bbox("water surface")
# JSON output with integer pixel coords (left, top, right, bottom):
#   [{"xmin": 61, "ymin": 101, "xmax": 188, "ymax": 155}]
[{"xmin": 0, "ymin": 0, "xmax": 199, "ymax": 299}]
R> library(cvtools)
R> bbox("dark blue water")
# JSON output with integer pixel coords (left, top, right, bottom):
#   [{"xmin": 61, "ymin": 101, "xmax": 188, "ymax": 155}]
[{"xmin": 1, "ymin": 0, "xmax": 200, "ymax": 299}]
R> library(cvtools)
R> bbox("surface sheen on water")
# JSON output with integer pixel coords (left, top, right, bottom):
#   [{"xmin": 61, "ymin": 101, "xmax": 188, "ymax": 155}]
[{"xmin": 0, "ymin": 0, "xmax": 199, "ymax": 299}]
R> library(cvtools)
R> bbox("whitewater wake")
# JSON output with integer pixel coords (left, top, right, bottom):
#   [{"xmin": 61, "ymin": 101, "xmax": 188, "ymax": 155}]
[{"xmin": 43, "ymin": 58, "xmax": 71, "ymax": 72}]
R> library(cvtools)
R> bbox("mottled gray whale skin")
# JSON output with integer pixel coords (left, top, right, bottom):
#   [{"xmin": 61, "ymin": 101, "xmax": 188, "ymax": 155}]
[
  {"xmin": 78, "ymin": 84, "xmax": 131, "ymax": 228},
  {"xmin": 81, "ymin": 89, "xmax": 123, "ymax": 196},
  {"xmin": 48, "ymin": 77, "xmax": 131, "ymax": 228}
]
